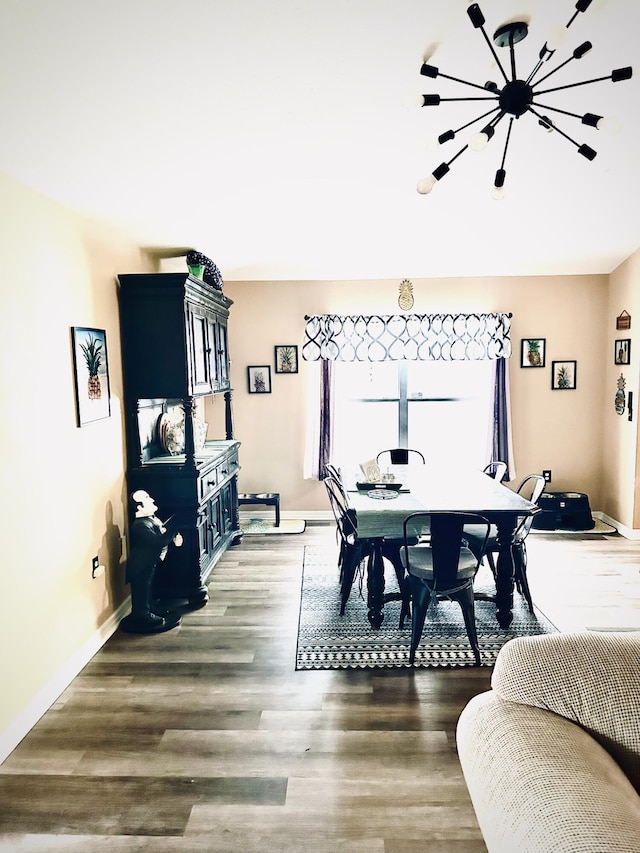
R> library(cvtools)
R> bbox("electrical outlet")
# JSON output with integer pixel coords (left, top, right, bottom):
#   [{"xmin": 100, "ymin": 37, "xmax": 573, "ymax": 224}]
[
  {"xmin": 542, "ymin": 469, "xmax": 552, "ymax": 483},
  {"xmin": 91, "ymin": 555, "xmax": 100, "ymax": 578}
]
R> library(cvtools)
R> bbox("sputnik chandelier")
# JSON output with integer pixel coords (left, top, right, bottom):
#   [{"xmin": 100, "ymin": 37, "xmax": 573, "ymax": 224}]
[{"xmin": 415, "ymin": 0, "xmax": 633, "ymax": 199}]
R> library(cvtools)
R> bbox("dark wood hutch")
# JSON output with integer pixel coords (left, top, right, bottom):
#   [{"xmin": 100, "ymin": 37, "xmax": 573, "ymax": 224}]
[{"xmin": 118, "ymin": 272, "xmax": 241, "ymax": 609}]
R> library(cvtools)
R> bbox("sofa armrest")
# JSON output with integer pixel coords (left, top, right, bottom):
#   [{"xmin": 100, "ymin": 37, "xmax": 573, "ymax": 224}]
[
  {"xmin": 457, "ymin": 691, "xmax": 640, "ymax": 853},
  {"xmin": 491, "ymin": 631, "xmax": 640, "ymax": 792}
]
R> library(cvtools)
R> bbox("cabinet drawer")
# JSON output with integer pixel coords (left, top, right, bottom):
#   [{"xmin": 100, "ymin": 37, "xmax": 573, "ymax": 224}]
[
  {"xmin": 198, "ymin": 449, "xmax": 239, "ymax": 504},
  {"xmin": 199, "ymin": 468, "xmax": 219, "ymax": 503},
  {"xmin": 217, "ymin": 450, "xmax": 239, "ymax": 482}
]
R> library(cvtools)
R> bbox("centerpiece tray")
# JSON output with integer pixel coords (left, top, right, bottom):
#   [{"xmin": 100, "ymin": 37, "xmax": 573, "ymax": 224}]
[{"xmin": 356, "ymin": 481, "xmax": 403, "ymax": 492}]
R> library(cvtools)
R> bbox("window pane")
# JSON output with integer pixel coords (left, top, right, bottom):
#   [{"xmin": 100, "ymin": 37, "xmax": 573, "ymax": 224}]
[
  {"xmin": 408, "ymin": 398, "xmax": 490, "ymax": 467},
  {"xmin": 407, "ymin": 359, "xmax": 491, "ymax": 400},
  {"xmin": 332, "ymin": 400, "xmax": 397, "ymax": 465},
  {"xmin": 331, "ymin": 359, "xmax": 493, "ymax": 470}
]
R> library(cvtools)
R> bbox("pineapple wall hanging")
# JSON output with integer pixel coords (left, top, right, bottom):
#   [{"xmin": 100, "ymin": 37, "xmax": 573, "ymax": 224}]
[
  {"xmin": 615, "ymin": 374, "xmax": 626, "ymax": 415},
  {"xmin": 71, "ymin": 326, "xmax": 111, "ymax": 426},
  {"xmin": 398, "ymin": 279, "xmax": 414, "ymax": 311}
]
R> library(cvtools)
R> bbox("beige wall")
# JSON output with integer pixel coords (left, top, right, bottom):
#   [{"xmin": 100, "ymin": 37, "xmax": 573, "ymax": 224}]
[
  {"xmin": 0, "ymin": 173, "xmax": 150, "ymax": 752},
  {"xmin": 605, "ymin": 249, "xmax": 640, "ymax": 528},
  {"xmin": 214, "ymin": 274, "xmax": 609, "ymax": 513}
]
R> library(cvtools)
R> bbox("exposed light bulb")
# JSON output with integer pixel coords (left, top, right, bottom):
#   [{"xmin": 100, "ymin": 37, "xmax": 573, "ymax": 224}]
[
  {"xmin": 597, "ymin": 116, "xmax": 622, "ymax": 134},
  {"xmin": 491, "ymin": 186, "xmax": 506, "ymax": 201},
  {"xmin": 546, "ymin": 25, "xmax": 568, "ymax": 51},
  {"xmin": 417, "ymin": 175, "xmax": 436, "ymax": 194},
  {"xmin": 469, "ymin": 131, "xmax": 489, "ymax": 152},
  {"xmin": 401, "ymin": 92, "xmax": 426, "ymax": 110}
]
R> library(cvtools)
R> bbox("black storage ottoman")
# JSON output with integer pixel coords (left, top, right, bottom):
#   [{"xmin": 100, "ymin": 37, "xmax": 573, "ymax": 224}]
[{"xmin": 532, "ymin": 491, "xmax": 595, "ymax": 531}]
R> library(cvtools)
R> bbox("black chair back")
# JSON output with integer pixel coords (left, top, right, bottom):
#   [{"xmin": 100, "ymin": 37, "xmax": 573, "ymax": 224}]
[
  {"xmin": 483, "ymin": 460, "xmax": 508, "ymax": 482},
  {"xmin": 377, "ymin": 448, "xmax": 425, "ymax": 466}
]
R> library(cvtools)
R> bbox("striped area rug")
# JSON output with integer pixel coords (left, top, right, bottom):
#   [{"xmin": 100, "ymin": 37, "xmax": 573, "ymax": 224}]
[{"xmin": 296, "ymin": 546, "xmax": 557, "ymax": 670}]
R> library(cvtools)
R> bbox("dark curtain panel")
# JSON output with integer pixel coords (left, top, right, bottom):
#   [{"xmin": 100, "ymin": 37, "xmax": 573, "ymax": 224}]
[
  {"xmin": 492, "ymin": 357, "xmax": 513, "ymax": 480},
  {"xmin": 318, "ymin": 358, "xmax": 333, "ymax": 479}
]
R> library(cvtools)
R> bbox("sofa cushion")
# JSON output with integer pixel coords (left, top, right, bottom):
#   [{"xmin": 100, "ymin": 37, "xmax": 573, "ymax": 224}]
[
  {"xmin": 457, "ymin": 690, "xmax": 640, "ymax": 853},
  {"xmin": 491, "ymin": 631, "xmax": 640, "ymax": 793}
]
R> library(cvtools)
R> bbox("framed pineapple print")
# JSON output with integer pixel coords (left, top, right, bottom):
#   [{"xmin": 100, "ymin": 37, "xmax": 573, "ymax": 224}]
[
  {"xmin": 247, "ymin": 365, "xmax": 272, "ymax": 393},
  {"xmin": 551, "ymin": 360, "xmax": 577, "ymax": 391},
  {"xmin": 274, "ymin": 345, "xmax": 298, "ymax": 374},
  {"xmin": 521, "ymin": 338, "xmax": 546, "ymax": 368},
  {"xmin": 71, "ymin": 327, "xmax": 111, "ymax": 426}
]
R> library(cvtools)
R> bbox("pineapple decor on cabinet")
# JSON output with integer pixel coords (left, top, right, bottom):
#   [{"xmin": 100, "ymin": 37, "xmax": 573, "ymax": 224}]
[
  {"xmin": 71, "ymin": 327, "xmax": 111, "ymax": 426},
  {"xmin": 118, "ymin": 273, "xmax": 241, "ymax": 612}
]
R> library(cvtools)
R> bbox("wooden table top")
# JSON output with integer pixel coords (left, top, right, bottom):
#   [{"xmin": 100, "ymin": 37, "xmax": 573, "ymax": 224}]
[{"xmin": 348, "ymin": 464, "xmax": 535, "ymax": 539}]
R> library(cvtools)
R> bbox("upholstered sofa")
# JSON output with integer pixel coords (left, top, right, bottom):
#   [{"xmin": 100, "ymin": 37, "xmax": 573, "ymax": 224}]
[{"xmin": 456, "ymin": 631, "xmax": 640, "ymax": 853}]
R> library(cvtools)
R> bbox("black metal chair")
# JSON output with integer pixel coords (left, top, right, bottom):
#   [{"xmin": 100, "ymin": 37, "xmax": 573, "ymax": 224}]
[
  {"xmin": 400, "ymin": 512, "xmax": 490, "ymax": 666},
  {"xmin": 468, "ymin": 474, "xmax": 546, "ymax": 613},
  {"xmin": 324, "ymin": 476, "xmax": 369, "ymax": 614},
  {"xmin": 323, "ymin": 476, "xmax": 408, "ymax": 619},
  {"xmin": 483, "ymin": 460, "xmax": 508, "ymax": 483},
  {"xmin": 324, "ymin": 463, "xmax": 346, "ymax": 497},
  {"xmin": 376, "ymin": 448, "xmax": 425, "ymax": 466}
]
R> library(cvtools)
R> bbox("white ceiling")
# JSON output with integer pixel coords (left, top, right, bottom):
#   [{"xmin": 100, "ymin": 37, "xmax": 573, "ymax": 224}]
[{"xmin": 1, "ymin": 0, "xmax": 638, "ymax": 280}]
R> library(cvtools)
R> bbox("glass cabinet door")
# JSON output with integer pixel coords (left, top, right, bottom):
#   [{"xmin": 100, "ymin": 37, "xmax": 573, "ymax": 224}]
[{"xmin": 187, "ymin": 308, "xmax": 213, "ymax": 395}]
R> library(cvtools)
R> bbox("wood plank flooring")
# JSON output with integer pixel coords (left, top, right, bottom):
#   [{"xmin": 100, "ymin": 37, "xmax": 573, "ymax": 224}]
[{"xmin": 1, "ymin": 521, "xmax": 638, "ymax": 852}]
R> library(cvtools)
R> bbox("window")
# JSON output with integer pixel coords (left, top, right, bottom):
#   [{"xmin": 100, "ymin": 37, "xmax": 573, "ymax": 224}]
[{"xmin": 331, "ymin": 359, "xmax": 493, "ymax": 468}]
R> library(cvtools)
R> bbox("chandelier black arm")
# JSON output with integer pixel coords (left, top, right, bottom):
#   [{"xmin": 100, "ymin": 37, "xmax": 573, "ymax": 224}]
[
  {"xmin": 438, "ymin": 106, "xmax": 501, "ymax": 143},
  {"xmin": 535, "ymin": 71, "xmax": 630, "ymax": 97},
  {"xmin": 467, "ymin": 5, "xmax": 510, "ymax": 85},
  {"xmin": 528, "ymin": 105, "xmax": 597, "ymax": 159},
  {"xmin": 423, "ymin": 96, "xmax": 499, "ymax": 105},
  {"xmin": 427, "ymin": 142, "xmax": 471, "ymax": 185},
  {"xmin": 422, "ymin": 64, "xmax": 500, "ymax": 94},
  {"xmin": 498, "ymin": 117, "xmax": 515, "ymax": 171},
  {"xmin": 533, "ymin": 53, "xmax": 582, "ymax": 88},
  {"xmin": 438, "ymin": 72, "xmax": 495, "ymax": 92},
  {"xmin": 531, "ymin": 101, "xmax": 600, "ymax": 125}
]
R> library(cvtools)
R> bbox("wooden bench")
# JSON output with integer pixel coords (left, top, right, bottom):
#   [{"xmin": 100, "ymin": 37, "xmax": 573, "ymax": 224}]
[{"xmin": 238, "ymin": 492, "xmax": 280, "ymax": 527}]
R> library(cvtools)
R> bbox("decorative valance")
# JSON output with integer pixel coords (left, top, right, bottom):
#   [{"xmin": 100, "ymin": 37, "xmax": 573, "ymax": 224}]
[{"xmin": 302, "ymin": 312, "xmax": 511, "ymax": 362}]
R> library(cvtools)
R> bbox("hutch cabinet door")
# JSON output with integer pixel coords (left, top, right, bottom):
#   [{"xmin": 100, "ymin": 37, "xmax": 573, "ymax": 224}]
[
  {"xmin": 213, "ymin": 319, "xmax": 230, "ymax": 391},
  {"xmin": 186, "ymin": 305, "xmax": 214, "ymax": 395}
]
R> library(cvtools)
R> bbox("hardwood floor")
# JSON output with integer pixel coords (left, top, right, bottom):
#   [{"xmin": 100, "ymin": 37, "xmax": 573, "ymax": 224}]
[{"xmin": 1, "ymin": 522, "xmax": 638, "ymax": 852}]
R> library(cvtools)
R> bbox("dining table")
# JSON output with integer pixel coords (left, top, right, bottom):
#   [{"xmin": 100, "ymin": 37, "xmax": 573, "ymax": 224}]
[{"xmin": 346, "ymin": 463, "xmax": 538, "ymax": 630}]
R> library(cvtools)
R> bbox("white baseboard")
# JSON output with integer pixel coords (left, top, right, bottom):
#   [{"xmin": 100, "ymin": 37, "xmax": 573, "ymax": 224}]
[
  {"xmin": 0, "ymin": 597, "xmax": 131, "ymax": 765},
  {"xmin": 594, "ymin": 511, "xmax": 640, "ymax": 540},
  {"xmin": 239, "ymin": 510, "xmax": 333, "ymax": 522}
]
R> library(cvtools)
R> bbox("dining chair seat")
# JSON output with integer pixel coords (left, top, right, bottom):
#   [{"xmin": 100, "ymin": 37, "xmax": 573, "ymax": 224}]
[
  {"xmin": 400, "ymin": 511, "xmax": 491, "ymax": 666},
  {"xmin": 400, "ymin": 544, "xmax": 478, "ymax": 581}
]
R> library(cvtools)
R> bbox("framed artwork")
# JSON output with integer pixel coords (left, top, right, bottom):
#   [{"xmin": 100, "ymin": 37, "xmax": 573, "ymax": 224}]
[
  {"xmin": 71, "ymin": 327, "xmax": 111, "ymax": 426},
  {"xmin": 274, "ymin": 344, "xmax": 299, "ymax": 374},
  {"xmin": 520, "ymin": 338, "xmax": 546, "ymax": 368},
  {"xmin": 551, "ymin": 360, "xmax": 577, "ymax": 391},
  {"xmin": 614, "ymin": 339, "xmax": 631, "ymax": 365},
  {"xmin": 247, "ymin": 365, "xmax": 272, "ymax": 394}
]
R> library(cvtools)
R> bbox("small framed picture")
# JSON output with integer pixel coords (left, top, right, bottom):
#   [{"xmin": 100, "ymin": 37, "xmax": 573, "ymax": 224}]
[
  {"xmin": 614, "ymin": 339, "xmax": 631, "ymax": 365},
  {"xmin": 551, "ymin": 360, "xmax": 577, "ymax": 390},
  {"xmin": 274, "ymin": 344, "xmax": 299, "ymax": 374},
  {"xmin": 520, "ymin": 338, "xmax": 546, "ymax": 368},
  {"xmin": 71, "ymin": 326, "xmax": 111, "ymax": 426},
  {"xmin": 247, "ymin": 365, "xmax": 272, "ymax": 393}
]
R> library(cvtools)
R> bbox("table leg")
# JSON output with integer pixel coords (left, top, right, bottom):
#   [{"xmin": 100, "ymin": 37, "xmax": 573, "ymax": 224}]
[
  {"xmin": 494, "ymin": 518, "xmax": 517, "ymax": 629},
  {"xmin": 367, "ymin": 540, "xmax": 385, "ymax": 629}
]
